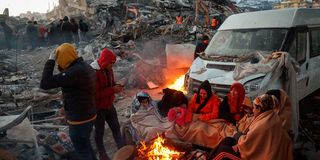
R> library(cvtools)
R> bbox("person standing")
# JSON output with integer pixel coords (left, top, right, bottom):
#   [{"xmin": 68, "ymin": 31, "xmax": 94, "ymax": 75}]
[
  {"xmin": 70, "ymin": 18, "xmax": 79, "ymax": 45},
  {"xmin": 33, "ymin": 21, "xmax": 40, "ymax": 47},
  {"xmin": 61, "ymin": 16, "xmax": 74, "ymax": 43},
  {"xmin": 56, "ymin": 19, "xmax": 63, "ymax": 44},
  {"xmin": 40, "ymin": 43, "xmax": 97, "ymax": 160},
  {"xmin": 0, "ymin": 21, "xmax": 13, "ymax": 50},
  {"xmin": 79, "ymin": 19, "xmax": 89, "ymax": 42},
  {"xmin": 47, "ymin": 22, "xmax": 56, "ymax": 45},
  {"xmin": 176, "ymin": 13, "xmax": 183, "ymax": 25},
  {"xmin": 90, "ymin": 48, "xmax": 124, "ymax": 160},
  {"xmin": 103, "ymin": 12, "xmax": 114, "ymax": 35},
  {"xmin": 26, "ymin": 21, "xmax": 37, "ymax": 49},
  {"xmin": 39, "ymin": 24, "xmax": 47, "ymax": 46},
  {"xmin": 211, "ymin": 17, "xmax": 217, "ymax": 30},
  {"xmin": 194, "ymin": 35, "xmax": 209, "ymax": 59}
]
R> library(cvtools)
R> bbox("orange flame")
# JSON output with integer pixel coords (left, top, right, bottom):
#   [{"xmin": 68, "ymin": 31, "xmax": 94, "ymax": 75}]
[
  {"xmin": 167, "ymin": 75, "xmax": 186, "ymax": 93},
  {"xmin": 138, "ymin": 136, "xmax": 184, "ymax": 160}
]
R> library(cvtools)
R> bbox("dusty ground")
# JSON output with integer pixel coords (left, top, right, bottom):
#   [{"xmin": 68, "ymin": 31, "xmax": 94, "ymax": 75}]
[
  {"xmin": 0, "ymin": 47, "xmax": 169, "ymax": 159},
  {"xmin": 1, "ymin": 45, "xmax": 320, "ymax": 159}
]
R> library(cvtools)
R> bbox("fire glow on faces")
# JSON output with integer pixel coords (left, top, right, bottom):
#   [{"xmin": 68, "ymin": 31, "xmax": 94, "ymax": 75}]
[{"xmin": 199, "ymin": 89, "xmax": 208, "ymax": 100}]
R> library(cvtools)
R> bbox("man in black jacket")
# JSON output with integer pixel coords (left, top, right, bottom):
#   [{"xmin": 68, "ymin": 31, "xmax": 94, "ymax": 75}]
[
  {"xmin": 194, "ymin": 34, "xmax": 210, "ymax": 59},
  {"xmin": 79, "ymin": 19, "xmax": 89, "ymax": 42},
  {"xmin": 61, "ymin": 16, "xmax": 74, "ymax": 43},
  {"xmin": 40, "ymin": 43, "xmax": 97, "ymax": 160}
]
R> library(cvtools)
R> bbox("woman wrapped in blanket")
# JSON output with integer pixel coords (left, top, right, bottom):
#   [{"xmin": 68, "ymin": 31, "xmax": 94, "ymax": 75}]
[
  {"xmin": 212, "ymin": 94, "xmax": 293, "ymax": 160},
  {"xmin": 171, "ymin": 80, "xmax": 245, "ymax": 149}
]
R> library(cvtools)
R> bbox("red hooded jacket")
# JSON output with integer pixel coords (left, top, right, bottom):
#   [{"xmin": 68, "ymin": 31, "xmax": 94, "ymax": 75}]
[{"xmin": 94, "ymin": 48, "xmax": 117, "ymax": 109}]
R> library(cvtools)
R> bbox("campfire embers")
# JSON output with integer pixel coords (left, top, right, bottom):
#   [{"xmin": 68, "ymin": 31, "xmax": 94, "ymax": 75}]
[
  {"xmin": 167, "ymin": 75, "xmax": 186, "ymax": 94},
  {"xmin": 138, "ymin": 136, "xmax": 185, "ymax": 160}
]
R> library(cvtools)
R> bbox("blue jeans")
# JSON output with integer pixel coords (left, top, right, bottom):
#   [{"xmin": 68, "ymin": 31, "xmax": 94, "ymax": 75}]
[{"xmin": 69, "ymin": 121, "xmax": 96, "ymax": 160}]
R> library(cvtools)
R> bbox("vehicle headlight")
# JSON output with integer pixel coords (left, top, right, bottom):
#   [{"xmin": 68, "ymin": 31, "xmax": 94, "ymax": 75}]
[{"xmin": 244, "ymin": 78, "xmax": 263, "ymax": 93}]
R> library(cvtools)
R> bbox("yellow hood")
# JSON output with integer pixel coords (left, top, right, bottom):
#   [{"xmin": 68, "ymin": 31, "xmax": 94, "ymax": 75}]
[{"xmin": 56, "ymin": 43, "xmax": 78, "ymax": 71}]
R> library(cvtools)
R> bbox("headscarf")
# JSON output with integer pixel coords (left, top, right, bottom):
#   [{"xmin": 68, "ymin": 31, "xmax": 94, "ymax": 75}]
[
  {"xmin": 97, "ymin": 48, "xmax": 116, "ymax": 69},
  {"xmin": 242, "ymin": 96, "xmax": 252, "ymax": 109},
  {"xmin": 227, "ymin": 82, "xmax": 245, "ymax": 114},
  {"xmin": 253, "ymin": 94, "xmax": 276, "ymax": 112},
  {"xmin": 55, "ymin": 43, "xmax": 78, "ymax": 71}
]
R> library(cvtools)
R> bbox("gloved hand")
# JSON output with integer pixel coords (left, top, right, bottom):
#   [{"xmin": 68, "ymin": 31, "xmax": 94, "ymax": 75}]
[{"xmin": 49, "ymin": 50, "xmax": 56, "ymax": 60}]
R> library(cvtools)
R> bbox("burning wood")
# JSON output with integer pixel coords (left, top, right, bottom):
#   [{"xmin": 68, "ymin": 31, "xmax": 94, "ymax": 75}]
[
  {"xmin": 137, "ymin": 136, "xmax": 184, "ymax": 160},
  {"xmin": 167, "ymin": 75, "xmax": 186, "ymax": 94}
]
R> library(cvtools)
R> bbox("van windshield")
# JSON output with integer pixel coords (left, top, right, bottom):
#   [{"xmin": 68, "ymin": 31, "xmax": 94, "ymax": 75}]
[{"xmin": 205, "ymin": 29, "xmax": 288, "ymax": 57}]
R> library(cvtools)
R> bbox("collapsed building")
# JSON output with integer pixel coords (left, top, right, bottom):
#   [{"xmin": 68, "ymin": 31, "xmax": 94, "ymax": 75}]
[
  {"xmin": 9, "ymin": 1, "xmax": 320, "ymax": 160},
  {"xmin": 46, "ymin": 0, "xmax": 118, "ymax": 19},
  {"xmin": 274, "ymin": 0, "xmax": 313, "ymax": 9}
]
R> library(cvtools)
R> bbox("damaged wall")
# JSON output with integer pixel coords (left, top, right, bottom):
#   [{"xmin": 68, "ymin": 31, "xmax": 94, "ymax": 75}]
[{"xmin": 47, "ymin": 0, "xmax": 118, "ymax": 19}]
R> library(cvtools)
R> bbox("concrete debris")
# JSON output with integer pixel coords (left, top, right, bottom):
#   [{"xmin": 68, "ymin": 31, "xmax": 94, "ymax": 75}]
[{"xmin": 6, "ymin": 118, "xmax": 38, "ymax": 147}]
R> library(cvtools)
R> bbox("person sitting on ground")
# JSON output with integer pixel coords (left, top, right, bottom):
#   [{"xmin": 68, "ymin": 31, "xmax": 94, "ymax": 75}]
[
  {"xmin": 129, "ymin": 91, "xmax": 157, "ymax": 115},
  {"xmin": 266, "ymin": 89, "xmax": 293, "ymax": 133},
  {"xmin": 185, "ymin": 80, "xmax": 221, "ymax": 123},
  {"xmin": 236, "ymin": 96, "xmax": 254, "ymax": 134},
  {"xmin": 157, "ymin": 88, "xmax": 188, "ymax": 117},
  {"xmin": 218, "ymin": 82, "xmax": 246, "ymax": 125},
  {"xmin": 212, "ymin": 94, "xmax": 293, "ymax": 160},
  {"xmin": 171, "ymin": 80, "xmax": 237, "ymax": 149},
  {"xmin": 122, "ymin": 91, "xmax": 158, "ymax": 144},
  {"xmin": 122, "ymin": 90, "xmax": 188, "ymax": 144}
]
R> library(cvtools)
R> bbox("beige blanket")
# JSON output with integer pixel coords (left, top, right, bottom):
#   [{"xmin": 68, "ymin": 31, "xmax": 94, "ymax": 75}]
[
  {"xmin": 130, "ymin": 107, "xmax": 172, "ymax": 141},
  {"xmin": 238, "ymin": 111, "xmax": 293, "ymax": 160},
  {"xmin": 171, "ymin": 119, "xmax": 237, "ymax": 149},
  {"xmin": 275, "ymin": 89, "xmax": 293, "ymax": 132}
]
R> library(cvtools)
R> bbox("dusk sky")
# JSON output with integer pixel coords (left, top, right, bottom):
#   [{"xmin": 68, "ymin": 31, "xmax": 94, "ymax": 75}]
[{"xmin": 0, "ymin": 0, "xmax": 59, "ymax": 16}]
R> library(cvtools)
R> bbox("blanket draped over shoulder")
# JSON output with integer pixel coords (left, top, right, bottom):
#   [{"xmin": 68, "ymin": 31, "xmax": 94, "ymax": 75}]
[
  {"xmin": 237, "ymin": 110, "xmax": 293, "ymax": 160},
  {"xmin": 130, "ymin": 107, "xmax": 172, "ymax": 142},
  {"xmin": 171, "ymin": 119, "xmax": 237, "ymax": 149}
]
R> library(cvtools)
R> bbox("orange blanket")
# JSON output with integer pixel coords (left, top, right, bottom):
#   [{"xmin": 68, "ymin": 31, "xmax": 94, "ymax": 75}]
[{"xmin": 237, "ymin": 111, "xmax": 293, "ymax": 160}]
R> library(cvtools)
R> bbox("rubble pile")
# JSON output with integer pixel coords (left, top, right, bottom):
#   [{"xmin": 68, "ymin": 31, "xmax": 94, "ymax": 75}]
[{"xmin": 0, "ymin": 0, "xmax": 246, "ymax": 159}]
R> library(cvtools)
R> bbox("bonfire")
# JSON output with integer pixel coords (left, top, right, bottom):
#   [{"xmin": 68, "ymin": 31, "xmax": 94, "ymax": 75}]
[
  {"xmin": 138, "ymin": 136, "xmax": 185, "ymax": 160},
  {"xmin": 167, "ymin": 75, "xmax": 186, "ymax": 94}
]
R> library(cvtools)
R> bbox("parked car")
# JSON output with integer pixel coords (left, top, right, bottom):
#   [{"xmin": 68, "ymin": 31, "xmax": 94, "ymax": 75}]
[{"xmin": 184, "ymin": 8, "xmax": 320, "ymax": 139}]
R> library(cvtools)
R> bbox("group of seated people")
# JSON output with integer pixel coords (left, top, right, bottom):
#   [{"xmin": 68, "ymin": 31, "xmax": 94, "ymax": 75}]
[{"xmin": 122, "ymin": 80, "xmax": 293, "ymax": 160}]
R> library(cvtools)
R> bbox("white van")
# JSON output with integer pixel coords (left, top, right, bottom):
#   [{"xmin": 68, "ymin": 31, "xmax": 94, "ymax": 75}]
[{"xmin": 184, "ymin": 8, "xmax": 320, "ymax": 138}]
